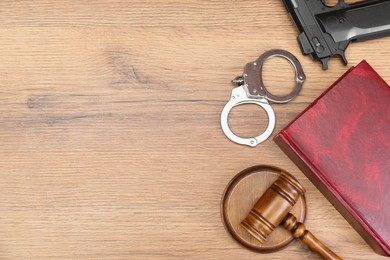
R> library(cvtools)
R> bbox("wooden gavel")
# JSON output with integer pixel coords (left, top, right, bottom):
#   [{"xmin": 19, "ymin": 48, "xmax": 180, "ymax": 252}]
[{"xmin": 240, "ymin": 172, "xmax": 342, "ymax": 260}]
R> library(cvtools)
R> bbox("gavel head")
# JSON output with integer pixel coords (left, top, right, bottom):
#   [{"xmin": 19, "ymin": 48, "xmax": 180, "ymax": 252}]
[{"xmin": 240, "ymin": 172, "xmax": 305, "ymax": 243}]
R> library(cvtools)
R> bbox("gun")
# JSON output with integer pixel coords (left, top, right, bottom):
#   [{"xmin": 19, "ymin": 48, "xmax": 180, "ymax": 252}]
[{"xmin": 282, "ymin": 0, "xmax": 390, "ymax": 69}]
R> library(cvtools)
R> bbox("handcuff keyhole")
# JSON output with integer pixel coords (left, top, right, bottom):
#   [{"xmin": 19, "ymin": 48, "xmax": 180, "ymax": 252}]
[
  {"xmin": 228, "ymin": 104, "xmax": 268, "ymax": 138},
  {"xmin": 262, "ymin": 57, "xmax": 296, "ymax": 97}
]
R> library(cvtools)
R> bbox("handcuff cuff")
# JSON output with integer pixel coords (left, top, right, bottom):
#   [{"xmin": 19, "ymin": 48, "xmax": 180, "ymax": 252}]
[{"xmin": 221, "ymin": 49, "xmax": 306, "ymax": 147}]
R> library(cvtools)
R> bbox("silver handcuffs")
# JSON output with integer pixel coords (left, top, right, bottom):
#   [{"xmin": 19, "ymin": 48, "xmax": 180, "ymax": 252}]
[{"xmin": 221, "ymin": 49, "xmax": 306, "ymax": 147}]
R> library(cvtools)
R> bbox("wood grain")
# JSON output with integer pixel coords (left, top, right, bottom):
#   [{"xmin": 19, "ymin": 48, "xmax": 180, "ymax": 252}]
[{"xmin": 0, "ymin": 1, "xmax": 389, "ymax": 259}]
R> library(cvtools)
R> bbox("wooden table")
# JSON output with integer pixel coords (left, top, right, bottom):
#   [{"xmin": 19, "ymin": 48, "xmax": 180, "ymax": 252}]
[{"xmin": 0, "ymin": 1, "xmax": 389, "ymax": 259}]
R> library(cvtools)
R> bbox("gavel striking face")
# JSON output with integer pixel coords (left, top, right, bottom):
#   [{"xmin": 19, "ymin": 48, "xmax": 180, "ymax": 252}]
[
  {"xmin": 240, "ymin": 172, "xmax": 342, "ymax": 260},
  {"xmin": 241, "ymin": 172, "xmax": 304, "ymax": 242}
]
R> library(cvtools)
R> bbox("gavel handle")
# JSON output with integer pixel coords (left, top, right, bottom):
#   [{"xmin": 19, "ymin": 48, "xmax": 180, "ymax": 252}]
[{"xmin": 282, "ymin": 213, "xmax": 342, "ymax": 260}]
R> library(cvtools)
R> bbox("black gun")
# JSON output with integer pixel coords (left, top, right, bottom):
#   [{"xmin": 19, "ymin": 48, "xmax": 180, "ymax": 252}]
[{"xmin": 282, "ymin": 0, "xmax": 390, "ymax": 69}]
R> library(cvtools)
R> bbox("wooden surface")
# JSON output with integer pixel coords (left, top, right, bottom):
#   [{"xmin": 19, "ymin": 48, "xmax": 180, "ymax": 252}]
[{"xmin": 0, "ymin": 1, "xmax": 389, "ymax": 259}]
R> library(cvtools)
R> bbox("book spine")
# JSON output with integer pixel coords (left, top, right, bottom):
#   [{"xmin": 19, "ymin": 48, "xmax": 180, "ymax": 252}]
[{"xmin": 274, "ymin": 132, "xmax": 389, "ymax": 256}]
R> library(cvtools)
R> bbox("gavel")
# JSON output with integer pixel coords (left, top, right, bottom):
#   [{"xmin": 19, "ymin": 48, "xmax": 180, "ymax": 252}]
[{"xmin": 240, "ymin": 172, "xmax": 342, "ymax": 260}]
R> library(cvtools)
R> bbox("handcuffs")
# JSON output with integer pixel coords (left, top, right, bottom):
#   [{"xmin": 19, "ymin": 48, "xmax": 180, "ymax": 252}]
[{"xmin": 221, "ymin": 49, "xmax": 306, "ymax": 147}]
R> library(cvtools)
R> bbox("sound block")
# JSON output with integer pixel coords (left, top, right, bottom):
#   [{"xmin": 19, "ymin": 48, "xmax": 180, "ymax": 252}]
[{"xmin": 221, "ymin": 165, "xmax": 307, "ymax": 252}]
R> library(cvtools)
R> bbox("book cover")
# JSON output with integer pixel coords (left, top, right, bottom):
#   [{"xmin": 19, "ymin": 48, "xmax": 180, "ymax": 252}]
[{"xmin": 274, "ymin": 61, "xmax": 390, "ymax": 256}]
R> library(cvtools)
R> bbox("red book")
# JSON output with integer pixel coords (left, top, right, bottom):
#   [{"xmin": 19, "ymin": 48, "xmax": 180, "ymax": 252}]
[{"xmin": 274, "ymin": 61, "xmax": 390, "ymax": 256}]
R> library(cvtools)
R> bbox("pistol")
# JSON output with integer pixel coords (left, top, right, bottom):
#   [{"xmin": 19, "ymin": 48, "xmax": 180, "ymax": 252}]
[{"xmin": 282, "ymin": 0, "xmax": 390, "ymax": 69}]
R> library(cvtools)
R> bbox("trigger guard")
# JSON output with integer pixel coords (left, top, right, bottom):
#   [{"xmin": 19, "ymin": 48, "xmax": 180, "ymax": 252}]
[{"xmin": 221, "ymin": 87, "xmax": 276, "ymax": 147}]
